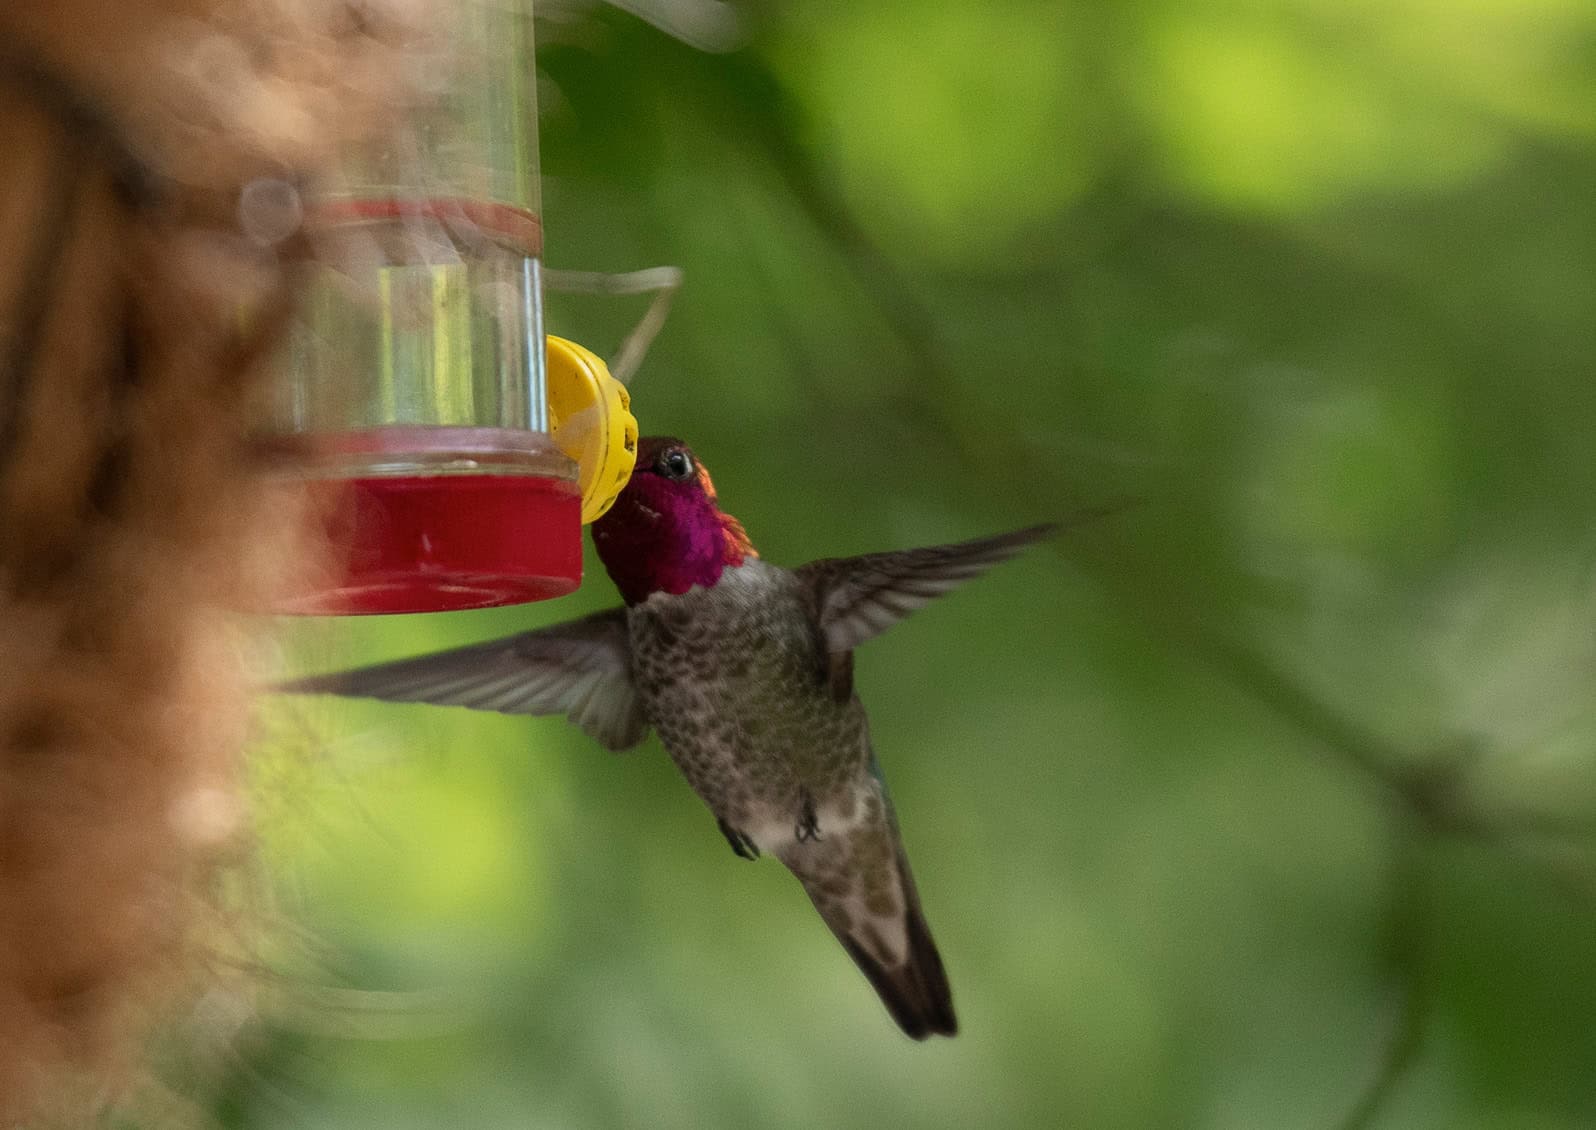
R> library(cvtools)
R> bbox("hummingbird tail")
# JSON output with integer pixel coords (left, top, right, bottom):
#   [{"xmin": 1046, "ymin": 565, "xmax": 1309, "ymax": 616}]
[
  {"xmin": 839, "ymin": 856, "xmax": 957, "ymax": 1041},
  {"xmin": 783, "ymin": 814, "xmax": 957, "ymax": 1040}
]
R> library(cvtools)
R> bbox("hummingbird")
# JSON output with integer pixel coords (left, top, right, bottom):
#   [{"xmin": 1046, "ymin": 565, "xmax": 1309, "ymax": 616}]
[{"xmin": 280, "ymin": 437, "xmax": 1057, "ymax": 1039}]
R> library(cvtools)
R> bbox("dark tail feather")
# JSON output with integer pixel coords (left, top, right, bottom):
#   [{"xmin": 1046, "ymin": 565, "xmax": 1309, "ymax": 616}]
[
  {"xmin": 838, "ymin": 881, "xmax": 957, "ymax": 1040},
  {"xmin": 783, "ymin": 797, "xmax": 957, "ymax": 1040},
  {"xmin": 820, "ymin": 841, "xmax": 957, "ymax": 1040}
]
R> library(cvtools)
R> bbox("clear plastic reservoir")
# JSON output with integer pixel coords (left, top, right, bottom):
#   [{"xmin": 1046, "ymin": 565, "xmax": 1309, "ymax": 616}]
[{"xmin": 281, "ymin": 0, "xmax": 582, "ymax": 613}]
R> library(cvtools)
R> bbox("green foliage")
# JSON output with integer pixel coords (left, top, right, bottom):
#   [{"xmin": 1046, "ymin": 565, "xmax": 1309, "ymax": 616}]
[{"xmin": 238, "ymin": 2, "xmax": 1596, "ymax": 1127}]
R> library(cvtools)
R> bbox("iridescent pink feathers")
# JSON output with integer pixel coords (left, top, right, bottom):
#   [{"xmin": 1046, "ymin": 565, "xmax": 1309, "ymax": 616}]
[{"xmin": 592, "ymin": 437, "xmax": 757, "ymax": 605}]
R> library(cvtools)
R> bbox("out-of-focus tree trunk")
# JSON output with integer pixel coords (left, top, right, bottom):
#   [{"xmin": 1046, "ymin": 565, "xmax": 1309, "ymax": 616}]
[{"xmin": 0, "ymin": 2, "xmax": 424, "ymax": 1119}]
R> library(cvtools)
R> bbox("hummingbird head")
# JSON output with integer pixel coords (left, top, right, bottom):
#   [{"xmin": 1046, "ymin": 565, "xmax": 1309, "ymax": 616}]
[{"xmin": 592, "ymin": 436, "xmax": 758, "ymax": 604}]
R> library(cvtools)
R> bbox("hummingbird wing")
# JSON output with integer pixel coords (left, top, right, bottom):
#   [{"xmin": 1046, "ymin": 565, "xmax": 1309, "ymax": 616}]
[
  {"xmin": 274, "ymin": 608, "xmax": 648, "ymax": 751},
  {"xmin": 778, "ymin": 777, "xmax": 956, "ymax": 1040},
  {"xmin": 797, "ymin": 523, "xmax": 1057, "ymax": 656}
]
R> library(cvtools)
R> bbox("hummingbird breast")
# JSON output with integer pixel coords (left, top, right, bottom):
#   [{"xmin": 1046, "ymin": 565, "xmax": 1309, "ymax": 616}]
[{"xmin": 627, "ymin": 559, "xmax": 868, "ymax": 852}]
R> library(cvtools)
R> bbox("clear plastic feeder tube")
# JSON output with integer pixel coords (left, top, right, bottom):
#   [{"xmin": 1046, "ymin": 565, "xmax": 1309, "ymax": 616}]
[{"xmin": 282, "ymin": 0, "xmax": 581, "ymax": 614}]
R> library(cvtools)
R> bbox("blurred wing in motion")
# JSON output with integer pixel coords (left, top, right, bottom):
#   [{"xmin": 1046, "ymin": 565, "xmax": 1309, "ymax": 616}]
[
  {"xmin": 797, "ymin": 523, "xmax": 1058, "ymax": 656},
  {"xmin": 276, "ymin": 608, "xmax": 648, "ymax": 751}
]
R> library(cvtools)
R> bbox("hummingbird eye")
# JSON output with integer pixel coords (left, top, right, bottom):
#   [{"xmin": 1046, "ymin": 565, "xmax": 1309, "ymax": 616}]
[{"xmin": 659, "ymin": 449, "xmax": 695, "ymax": 481}]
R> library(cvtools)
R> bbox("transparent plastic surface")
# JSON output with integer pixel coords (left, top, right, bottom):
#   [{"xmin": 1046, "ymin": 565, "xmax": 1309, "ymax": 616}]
[
  {"xmin": 287, "ymin": 213, "xmax": 568, "ymax": 482},
  {"xmin": 346, "ymin": 0, "xmax": 540, "ymax": 222},
  {"xmin": 275, "ymin": 0, "xmax": 582, "ymax": 612},
  {"xmin": 282, "ymin": 0, "xmax": 563, "ymax": 482}
]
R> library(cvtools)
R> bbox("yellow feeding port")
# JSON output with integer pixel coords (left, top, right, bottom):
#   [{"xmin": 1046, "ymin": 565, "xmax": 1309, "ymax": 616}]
[{"xmin": 546, "ymin": 336, "xmax": 639, "ymax": 523}]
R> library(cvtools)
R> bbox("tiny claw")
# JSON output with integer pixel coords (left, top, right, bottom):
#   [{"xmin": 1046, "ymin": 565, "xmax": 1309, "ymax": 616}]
[
  {"xmin": 718, "ymin": 818, "xmax": 760, "ymax": 861},
  {"xmin": 794, "ymin": 790, "xmax": 821, "ymax": 843}
]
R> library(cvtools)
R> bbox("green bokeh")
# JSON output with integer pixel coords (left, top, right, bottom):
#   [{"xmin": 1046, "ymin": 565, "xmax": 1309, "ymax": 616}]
[{"xmin": 227, "ymin": 2, "xmax": 1596, "ymax": 1127}]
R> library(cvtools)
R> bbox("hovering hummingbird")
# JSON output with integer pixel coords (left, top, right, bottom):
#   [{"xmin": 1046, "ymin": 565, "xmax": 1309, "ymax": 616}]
[{"xmin": 280, "ymin": 437, "xmax": 1058, "ymax": 1039}]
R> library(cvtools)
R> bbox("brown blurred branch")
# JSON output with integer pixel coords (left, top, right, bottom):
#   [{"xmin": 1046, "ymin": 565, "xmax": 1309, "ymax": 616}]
[{"xmin": 0, "ymin": 1, "xmax": 425, "ymax": 1120}]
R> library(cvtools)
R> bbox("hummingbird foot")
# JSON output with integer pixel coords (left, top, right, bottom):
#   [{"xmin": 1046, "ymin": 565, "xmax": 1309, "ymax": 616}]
[
  {"xmin": 717, "ymin": 818, "xmax": 761, "ymax": 861},
  {"xmin": 794, "ymin": 790, "xmax": 822, "ymax": 843}
]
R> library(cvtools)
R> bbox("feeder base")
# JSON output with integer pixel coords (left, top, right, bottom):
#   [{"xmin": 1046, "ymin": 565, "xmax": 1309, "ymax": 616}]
[{"xmin": 284, "ymin": 473, "xmax": 583, "ymax": 615}]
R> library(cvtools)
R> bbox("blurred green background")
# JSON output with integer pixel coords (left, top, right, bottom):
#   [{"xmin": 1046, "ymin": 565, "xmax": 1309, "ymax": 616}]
[{"xmin": 234, "ymin": 1, "xmax": 1596, "ymax": 1127}]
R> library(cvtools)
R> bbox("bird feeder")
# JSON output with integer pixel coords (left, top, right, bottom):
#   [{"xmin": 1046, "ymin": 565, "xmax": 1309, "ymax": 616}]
[{"xmin": 278, "ymin": 0, "xmax": 636, "ymax": 615}]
